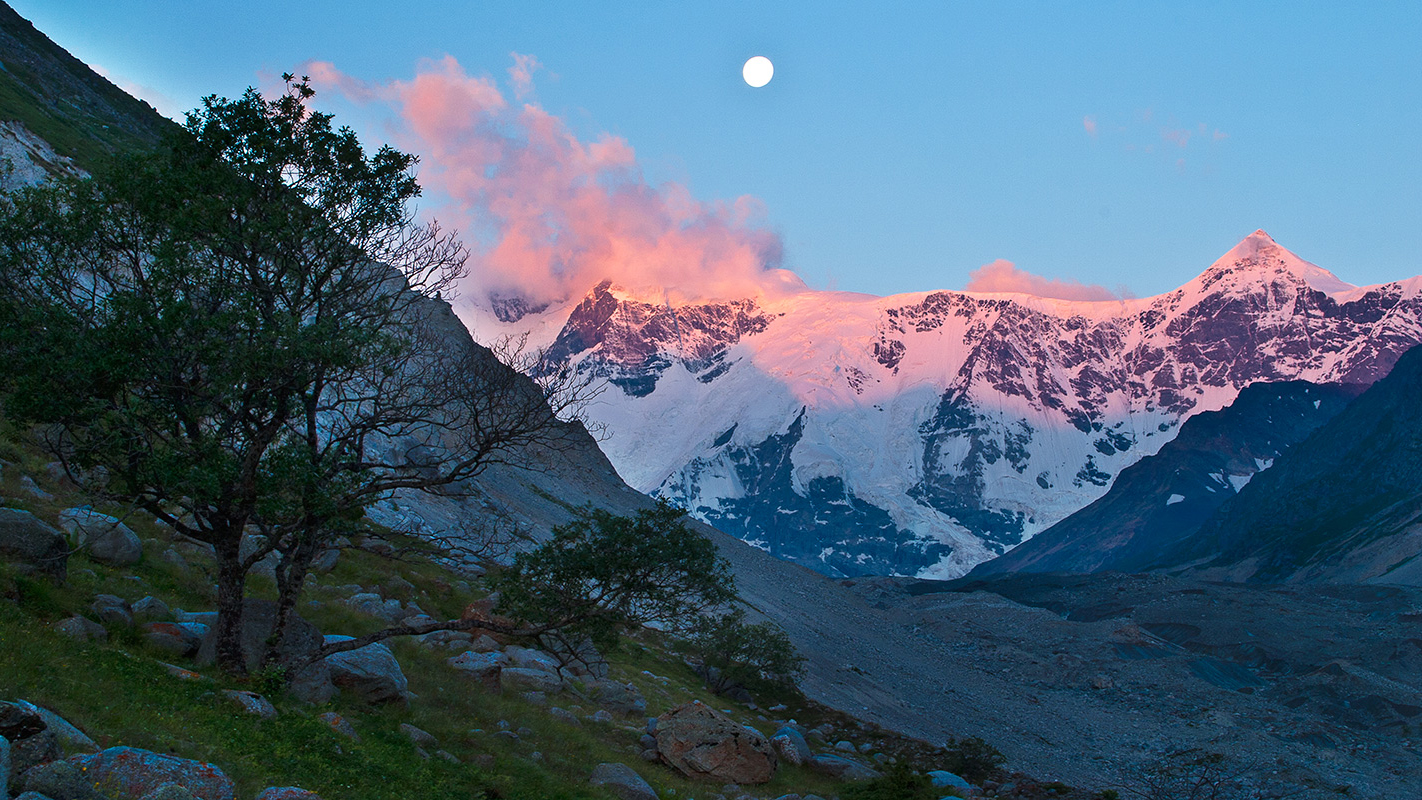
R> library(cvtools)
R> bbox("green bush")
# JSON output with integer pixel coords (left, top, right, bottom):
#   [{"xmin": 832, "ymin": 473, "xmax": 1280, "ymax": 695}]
[
  {"xmin": 842, "ymin": 762, "xmax": 942, "ymax": 800},
  {"xmin": 677, "ymin": 607, "xmax": 805, "ymax": 695},
  {"xmin": 942, "ymin": 735, "xmax": 1007, "ymax": 783}
]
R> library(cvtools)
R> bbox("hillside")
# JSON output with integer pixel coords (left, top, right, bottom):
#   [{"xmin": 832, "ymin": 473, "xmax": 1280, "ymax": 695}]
[
  {"xmin": 971, "ymin": 380, "xmax": 1363, "ymax": 576},
  {"xmin": 1158, "ymin": 344, "xmax": 1422, "ymax": 584}
]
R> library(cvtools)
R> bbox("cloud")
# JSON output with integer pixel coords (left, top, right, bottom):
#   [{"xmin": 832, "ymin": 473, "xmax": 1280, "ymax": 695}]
[
  {"xmin": 1082, "ymin": 115, "xmax": 1098, "ymax": 137},
  {"xmin": 964, "ymin": 259, "xmax": 1118, "ymax": 302},
  {"xmin": 305, "ymin": 56, "xmax": 785, "ymax": 305},
  {"xmin": 507, "ymin": 53, "xmax": 541, "ymax": 99}
]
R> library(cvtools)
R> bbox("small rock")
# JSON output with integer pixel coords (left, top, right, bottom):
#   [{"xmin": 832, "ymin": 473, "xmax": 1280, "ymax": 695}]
[
  {"xmin": 768, "ymin": 703, "xmax": 788, "ymax": 712},
  {"xmin": 436, "ymin": 750, "xmax": 461, "ymax": 764},
  {"xmin": 523, "ymin": 691, "xmax": 549, "ymax": 706},
  {"xmin": 222, "ymin": 690, "xmax": 277, "ymax": 719},
  {"xmin": 400, "ymin": 723, "xmax": 438, "ymax": 747},
  {"xmin": 0, "ymin": 508, "xmax": 68, "ymax": 579},
  {"xmin": 499, "ymin": 666, "xmax": 562, "ymax": 693},
  {"xmin": 158, "ymin": 661, "xmax": 208, "ymax": 681},
  {"xmin": 318, "ymin": 711, "xmax": 360, "ymax": 742},
  {"xmin": 588, "ymin": 709, "xmax": 614, "ymax": 724},
  {"xmin": 589, "ymin": 762, "xmax": 659, "ymax": 800},
  {"xmin": 834, "ymin": 740, "xmax": 856, "ymax": 752},
  {"xmin": 550, "ymin": 707, "xmax": 581, "ymax": 726},
  {"xmin": 770, "ymin": 726, "xmax": 811, "ymax": 766},
  {"xmin": 143, "ymin": 621, "xmax": 209, "ymax": 657},
  {"xmin": 19, "ymin": 476, "xmax": 53, "ymax": 500},
  {"xmin": 929, "ymin": 770, "xmax": 973, "ymax": 792},
  {"xmin": 53, "ymin": 615, "xmax": 107, "ymax": 642}
]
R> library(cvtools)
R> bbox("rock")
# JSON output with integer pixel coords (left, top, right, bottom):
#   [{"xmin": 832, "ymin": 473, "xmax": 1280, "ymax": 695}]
[
  {"xmin": 221, "ymin": 690, "xmax": 277, "ymax": 719},
  {"xmin": 16, "ymin": 759, "xmax": 107, "ymax": 800},
  {"xmin": 195, "ymin": 599, "xmax": 334, "ymax": 704},
  {"xmin": 0, "ymin": 735, "xmax": 8, "ymax": 800},
  {"xmin": 588, "ymin": 709, "xmax": 614, "ymax": 724},
  {"xmin": 466, "ymin": 634, "xmax": 501, "ymax": 653},
  {"xmin": 499, "ymin": 667, "xmax": 563, "ymax": 694},
  {"xmin": 586, "ymin": 679, "xmax": 647, "ymax": 717},
  {"xmin": 770, "ymin": 726, "xmax": 812, "ymax": 766},
  {"xmin": 14, "ymin": 700, "xmax": 98, "ymax": 754},
  {"xmin": 0, "ymin": 703, "xmax": 58, "ymax": 779},
  {"xmin": 808, "ymin": 753, "xmax": 881, "ymax": 781},
  {"xmin": 503, "ymin": 645, "xmax": 561, "ymax": 674},
  {"xmin": 543, "ymin": 636, "xmax": 609, "ymax": 679},
  {"xmin": 91, "ymin": 594, "xmax": 134, "ymax": 627},
  {"xmin": 132, "ymin": 596, "xmax": 171, "ymax": 622},
  {"xmin": 255, "ymin": 789, "xmax": 324, "ymax": 800},
  {"xmin": 322, "ymin": 635, "xmax": 410, "ymax": 704},
  {"xmin": 654, "ymin": 701, "xmax": 777, "ymax": 785},
  {"xmin": 311, "ymin": 548, "xmax": 339, "ymax": 573},
  {"xmin": 318, "ymin": 712, "xmax": 360, "ymax": 742},
  {"xmin": 549, "ymin": 707, "xmax": 581, "ymax": 726},
  {"xmin": 400, "ymin": 723, "xmax": 437, "ymax": 747},
  {"xmin": 141, "ymin": 784, "xmax": 199, "ymax": 800},
  {"xmin": 344, "ymin": 593, "xmax": 402, "ymax": 622},
  {"xmin": 588, "ymin": 762, "xmax": 659, "ymax": 800},
  {"xmin": 53, "ymin": 615, "xmax": 106, "ymax": 642},
  {"xmin": 436, "ymin": 749, "xmax": 460, "ymax": 764},
  {"xmin": 58, "ymin": 508, "xmax": 142, "ymax": 566},
  {"xmin": 929, "ymin": 770, "xmax": 973, "ymax": 792},
  {"xmin": 68, "ymin": 747, "xmax": 235, "ymax": 800},
  {"xmin": 449, "ymin": 650, "xmax": 511, "ymax": 687},
  {"xmin": 0, "ymin": 508, "xmax": 68, "ymax": 579},
  {"xmin": 522, "ymin": 691, "xmax": 548, "ymax": 706},
  {"xmin": 834, "ymin": 740, "xmax": 856, "ymax": 753},
  {"xmin": 18, "ymin": 476, "xmax": 52, "ymax": 501},
  {"xmin": 142, "ymin": 621, "xmax": 209, "ymax": 657}
]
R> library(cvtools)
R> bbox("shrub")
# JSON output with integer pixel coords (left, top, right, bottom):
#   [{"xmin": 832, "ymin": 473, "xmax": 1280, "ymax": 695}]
[{"xmin": 677, "ymin": 607, "xmax": 805, "ymax": 695}]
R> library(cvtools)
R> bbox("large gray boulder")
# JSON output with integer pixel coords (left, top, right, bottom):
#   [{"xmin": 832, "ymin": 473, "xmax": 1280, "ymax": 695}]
[
  {"xmin": 0, "ymin": 700, "xmax": 59, "ymax": 778},
  {"xmin": 808, "ymin": 753, "xmax": 881, "ymax": 781},
  {"xmin": 588, "ymin": 762, "xmax": 658, "ymax": 800},
  {"xmin": 67, "ymin": 747, "xmax": 234, "ymax": 800},
  {"xmin": 322, "ymin": 635, "xmax": 410, "ymax": 704},
  {"xmin": 586, "ymin": 678, "xmax": 647, "ymax": 717},
  {"xmin": 447, "ymin": 650, "xmax": 505, "ymax": 688},
  {"xmin": 195, "ymin": 599, "xmax": 334, "ymax": 704},
  {"xmin": 143, "ymin": 622, "xmax": 209, "ymax": 657},
  {"xmin": 14, "ymin": 700, "xmax": 97, "ymax": 755},
  {"xmin": 58, "ymin": 507, "xmax": 142, "ymax": 566},
  {"xmin": 654, "ymin": 701, "xmax": 777, "ymax": 785},
  {"xmin": 499, "ymin": 666, "xmax": 563, "ymax": 694},
  {"xmin": 0, "ymin": 508, "xmax": 67, "ymax": 579}
]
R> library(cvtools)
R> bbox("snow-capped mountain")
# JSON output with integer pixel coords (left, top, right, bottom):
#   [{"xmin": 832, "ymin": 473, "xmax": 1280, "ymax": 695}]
[{"xmin": 463, "ymin": 231, "xmax": 1422, "ymax": 578}]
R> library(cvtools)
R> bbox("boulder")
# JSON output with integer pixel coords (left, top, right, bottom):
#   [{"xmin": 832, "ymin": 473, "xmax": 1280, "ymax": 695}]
[
  {"xmin": 132, "ymin": 596, "xmax": 171, "ymax": 622},
  {"xmin": 400, "ymin": 723, "xmax": 438, "ymax": 747},
  {"xmin": 586, "ymin": 678, "xmax": 647, "ymax": 717},
  {"xmin": 499, "ymin": 667, "xmax": 562, "ymax": 694},
  {"xmin": 91, "ymin": 594, "xmax": 133, "ymax": 627},
  {"xmin": 929, "ymin": 770, "xmax": 972, "ymax": 792},
  {"xmin": 255, "ymin": 789, "xmax": 324, "ymax": 800},
  {"xmin": 503, "ymin": 645, "xmax": 561, "ymax": 674},
  {"xmin": 322, "ymin": 635, "xmax": 410, "ymax": 704},
  {"xmin": 18, "ymin": 476, "xmax": 52, "ymax": 501},
  {"xmin": 0, "ymin": 508, "xmax": 67, "ymax": 579},
  {"xmin": 14, "ymin": 700, "xmax": 98, "ymax": 755},
  {"xmin": 0, "ymin": 701, "xmax": 59, "ymax": 776},
  {"xmin": 221, "ymin": 690, "xmax": 277, "ymax": 719},
  {"xmin": 15, "ymin": 759, "xmax": 107, "ymax": 800},
  {"xmin": 588, "ymin": 762, "xmax": 659, "ymax": 800},
  {"xmin": 58, "ymin": 508, "xmax": 141, "ymax": 566},
  {"xmin": 808, "ymin": 753, "xmax": 881, "ymax": 781},
  {"xmin": 68, "ymin": 747, "xmax": 234, "ymax": 800},
  {"xmin": 466, "ymin": 634, "xmax": 501, "ymax": 653},
  {"xmin": 344, "ymin": 593, "xmax": 402, "ymax": 622},
  {"xmin": 53, "ymin": 615, "xmax": 107, "ymax": 642},
  {"xmin": 141, "ymin": 784, "xmax": 198, "ymax": 800},
  {"xmin": 195, "ymin": 599, "xmax": 334, "ymax": 704},
  {"xmin": 448, "ymin": 650, "xmax": 505, "ymax": 688},
  {"xmin": 142, "ymin": 622, "xmax": 209, "ymax": 657},
  {"xmin": 770, "ymin": 726, "xmax": 812, "ymax": 766},
  {"xmin": 1, "ymin": 735, "xmax": 8, "ymax": 800},
  {"xmin": 654, "ymin": 701, "xmax": 777, "ymax": 785}
]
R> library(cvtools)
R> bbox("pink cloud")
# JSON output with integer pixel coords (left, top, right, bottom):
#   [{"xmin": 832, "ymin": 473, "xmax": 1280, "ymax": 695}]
[
  {"xmin": 964, "ymin": 259, "xmax": 1118, "ymax": 302},
  {"xmin": 306, "ymin": 56, "xmax": 784, "ymax": 305},
  {"xmin": 508, "ymin": 52, "xmax": 541, "ymax": 99},
  {"xmin": 1082, "ymin": 115, "xmax": 1098, "ymax": 137}
]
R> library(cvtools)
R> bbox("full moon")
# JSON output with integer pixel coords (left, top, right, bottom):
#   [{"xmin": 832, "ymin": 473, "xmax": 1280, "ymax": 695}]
[{"xmin": 742, "ymin": 56, "xmax": 774, "ymax": 88}]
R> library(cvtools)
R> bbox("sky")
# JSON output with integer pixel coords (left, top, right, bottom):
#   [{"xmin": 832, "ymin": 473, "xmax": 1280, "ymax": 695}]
[{"xmin": 13, "ymin": 1, "xmax": 1422, "ymax": 302}]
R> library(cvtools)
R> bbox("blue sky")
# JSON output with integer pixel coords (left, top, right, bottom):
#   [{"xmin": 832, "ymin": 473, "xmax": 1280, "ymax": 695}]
[{"xmin": 15, "ymin": 1, "xmax": 1422, "ymax": 298}]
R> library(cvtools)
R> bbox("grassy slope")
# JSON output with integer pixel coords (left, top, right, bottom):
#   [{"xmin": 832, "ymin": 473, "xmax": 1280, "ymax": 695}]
[{"xmin": 0, "ymin": 429, "xmax": 878, "ymax": 800}]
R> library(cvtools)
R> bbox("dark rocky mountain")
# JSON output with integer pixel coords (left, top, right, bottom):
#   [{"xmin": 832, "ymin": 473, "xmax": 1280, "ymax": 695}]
[
  {"xmin": 472, "ymin": 231, "xmax": 1422, "ymax": 578},
  {"xmin": 972, "ymin": 380, "xmax": 1364, "ymax": 576},
  {"xmin": 1155, "ymin": 344, "xmax": 1422, "ymax": 584}
]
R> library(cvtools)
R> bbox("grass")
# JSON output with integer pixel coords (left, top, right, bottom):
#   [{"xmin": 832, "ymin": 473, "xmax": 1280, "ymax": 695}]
[{"xmin": 0, "ymin": 430, "xmax": 885, "ymax": 800}]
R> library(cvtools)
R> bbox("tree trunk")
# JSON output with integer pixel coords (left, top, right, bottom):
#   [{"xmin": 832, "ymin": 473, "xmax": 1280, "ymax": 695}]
[
  {"xmin": 263, "ymin": 524, "xmax": 318, "ymax": 672},
  {"xmin": 213, "ymin": 531, "xmax": 249, "ymax": 675}
]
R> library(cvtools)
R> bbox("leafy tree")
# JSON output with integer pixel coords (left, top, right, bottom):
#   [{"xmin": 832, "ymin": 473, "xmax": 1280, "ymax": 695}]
[
  {"xmin": 490, "ymin": 500, "xmax": 736, "ymax": 651},
  {"xmin": 678, "ymin": 607, "xmax": 805, "ymax": 695},
  {"xmin": 842, "ymin": 762, "xmax": 942, "ymax": 800},
  {"xmin": 0, "ymin": 76, "xmax": 587, "ymax": 673}
]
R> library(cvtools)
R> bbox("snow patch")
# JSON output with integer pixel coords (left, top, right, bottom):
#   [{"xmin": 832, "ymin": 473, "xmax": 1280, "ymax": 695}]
[{"xmin": 1166, "ymin": 494, "xmax": 1186, "ymax": 506}]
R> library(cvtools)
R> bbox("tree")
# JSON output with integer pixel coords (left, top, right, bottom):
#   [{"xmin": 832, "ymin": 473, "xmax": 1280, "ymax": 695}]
[
  {"xmin": 677, "ymin": 607, "xmax": 805, "ymax": 695},
  {"xmin": 0, "ymin": 76, "xmax": 587, "ymax": 674}
]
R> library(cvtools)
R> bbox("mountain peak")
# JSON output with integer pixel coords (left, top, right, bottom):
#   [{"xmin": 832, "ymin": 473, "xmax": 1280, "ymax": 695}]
[{"xmin": 1205, "ymin": 230, "xmax": 1355, "ymax": 295}]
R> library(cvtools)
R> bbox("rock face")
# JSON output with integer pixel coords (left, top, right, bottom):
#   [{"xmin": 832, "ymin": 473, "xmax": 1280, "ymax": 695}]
[
  {"xmin": 588, "ymin": 762, "xmax": 659, "ymax": 800},
  {"xmin": 0, "ymin": 508, "xmax": 68, "ymax": 579},
  {"xmin": 322, "ymin": 635, "xmax": 410, "ymax": 704},
  {"xmin": 653, "ymin": 702, "xmax": 777, "ymax": 784},
  {"xmin": 51, "ymin": 747, "xmax": 234, "ymax": 800},
  {"xmin": 58, "ymin": 507, "xmax": 143, "ymax": 566},
  {"xmin": 195, "ymin": 599, "xmax": 334, "ymax": 704},
  {"xmin": 470, "ymin": 232, "xmax": 1422, "ymax": 577}
]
